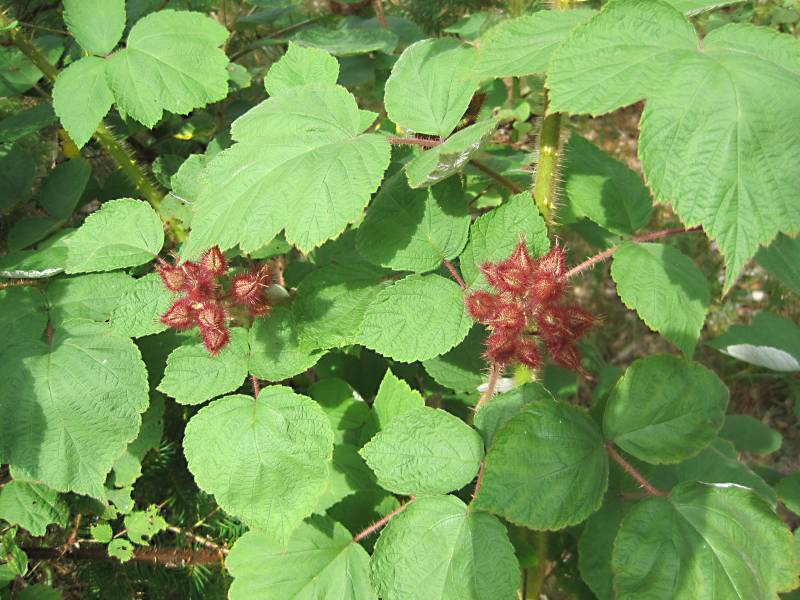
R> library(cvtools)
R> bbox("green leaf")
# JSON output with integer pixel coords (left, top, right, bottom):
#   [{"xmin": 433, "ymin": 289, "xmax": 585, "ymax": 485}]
[
  {"xmin": 0, "ymin": 529, "xmax": 28, "ymax": 587},
  {"xmin": 0, "ymin": 104, "xmax": 56, "ymax": 144},
  {"xmin": 308, "ymin": 378, "xmax": 371, "ymax": 444},
  {"xmin": 316, "ymin": 443, "xmax": 377, "ymax": 512},
  {"xmin": 8, "ymin": 218, "xmax": 62, "ymax": 252},
  {"xmin": 665, "ymin": 0, "xmax": 745, "ymax": 16},
  {"xmin": 106, "ymin": 10, "xmax": 229, "ymax": 127},
  {"xmin": 227, "ymin": 516, "xmax": 375, "ymax": 600},
  {"xmin": 0, "ymin": 481, "xmax": 68, "ymax": 537},
  {"xmin": 91, "ymin": 522, "xmax": 113, "ymax": 543},
  {"xmin": 562, "ymin": 134, "xmax": 652, "ymax": 235},
  {"xmin": 249, "ymin": 307, "xmax": 322, "ymax": 381},
  {"xmin": 17, "ymin": 584, "xmax": 62, "ymax": 600},
  {"xmin": 66, "ymin": 199, "xmax": 164, "ymax": 273},
  {"xmin": 720, "ymin": 415, "xmax": 782, "ymax": 454},
  {"xmin": 756, "ymin": 233, "xmax": 800, "ymax": 294},
  {"xmin": 603, "ymin": 355, "xmax": 729, "ymax": 464},
  {"xmin": 356, "ymin": 174, "xmax": 470, "ymax": 272},
  {"xmin": 37, "ymin": 158, "xmax": 92, "ymax": 220},
  {"xmin": 264, "ymin": 42, "xmax": 339, "ymax": 96},
  {"xmin": 612, "ymin": 481, "xmax": 796, "ymax": 599},
  {"xmin": 124, "ymin": 505, "xmax": 167, "ymax": 545},
  {"xmin": 611, "ymin": 243, "xmax": 709, "ymax": 357},
  {"xmin": 422, "ymin": 325, "xmax": 486, "ymax": 393},
  {"xmin": 372, "ymin": 369, "xmax": 425, "ymax": 430},
  {"xmin": 52, "ymin": 56, "xmax": 113, "ymax": 149},
  {"xmin": 0, "ymin": 287, "xmax": 47, "ymax": 341},
  {"xmin": 0, "ymin": 233, "xmax": 70, "ymax": 280},
  {"xmin": 776, "ymin": 472, "xmax": 800, "ymax": 516},
  {"xmin": 474, "ymin": 383, "xmax": 553, "ymax": 447},
  {"xmin": 708, "ymin": 311, "xmax": 800, "ymax": 372},
  {"xmin": 384, "ymin": 39, "xmax": 478, "ymax": 138},
  {"xmin": 474, "ymin": 9, "xmax": 596, "ymax": 79},
  {"xmin": 111, "ymin": 392, "xmax": 165, "ymax": 488},
  {"xmin": 460, "ymin": 193, "xmax": 550, "ymax": 289},
  {"xmin": 0, "ymin": 36, "xmax": 63, "ymax": 96},
  {"xmin": 0, "ymin": 144, "xmax": 35, "ymax": 212},
  {"xmin": 370, "ymin": 495, "xmax": 520, "ymax": 600},
  {"xmin": 184, "ymin": 84, "xmax": 390, "ymax": 255},
  {"xmin": 357, "ymin": 274, "xmax": 473, "ymax": 363},
  {"xmin": 63, "ymin": 0, "xmax": 125, "ymax": 55},
  {"xmin": 547, "ymin": 0, "xmax": 697, "ymax": 115},
  {"xmin": 183, "ymin": 387, "xmax": 334, "ymax": 544},
  {"xmin": 0, "ymin": 324, "xmax": 149, "ymax": 498},
  {"xmin": 294, "ymin": 263, "xmax": 388, "ymax": 350},
  {"xmin": 110, "ymin": 273, "xmax": 176, "ymax": 338},
  {"xmin": 47, "ymin": 272, "xmax": 136, "ymax": 327},
  {"xmin": 361, "ymin": 407, "xmax": 483, "ymax": 495},
  {"xmin": 107, "ymin": 538, "xmax": 133, "ymax": 562},
  {"xmin": 474, "ymin": 398, "xmax": 608, "ymax": 530},
  {"xmin": 158, "ymin": 328, "xmax": 249, "ymax": 405},
  {"xmin": 578, "ymin": 497, "xmax": 628, "ymax": 600},
  {"xmin": 405, "ymin": 119, "xmax": 499, "ymax": 189},
  {"xmin": 293, "ymin": 20, "xmax": 397, "ymax": 56}
]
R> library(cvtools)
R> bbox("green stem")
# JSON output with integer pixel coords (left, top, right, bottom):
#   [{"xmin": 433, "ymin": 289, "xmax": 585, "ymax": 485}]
[
  {"xmin": 531, "ymin": 100, "xmax": 562, "ymax": 223},
  {"xmin": 523, "ymin": 532, "xmax": 549, "ymax": 599}
]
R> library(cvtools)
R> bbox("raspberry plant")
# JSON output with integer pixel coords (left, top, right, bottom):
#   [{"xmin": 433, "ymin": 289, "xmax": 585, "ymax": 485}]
[{"xmin": 1, "ymin": 0, "xmax": 799, "ymax": 598}]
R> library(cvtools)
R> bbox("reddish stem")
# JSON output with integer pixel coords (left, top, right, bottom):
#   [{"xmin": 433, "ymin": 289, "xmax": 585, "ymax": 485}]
[
  {"xmin": 373, "ymin": 0, "xmax": 387, "ymax": 29},
  {"xmin": 471, "ymin": 460, "xmax": 487, "ymax": 502},
  {"xmin": 443, "ymin": 259, "xmax": 467, "ymax": 290},
  {"xmin": 387, "ymin": 136, "xmax": 441, "ymax": 148},
  {"xmin": 352, "ymin": 500, "xmax": 412, "ymax": 543},
  {"xmin": 474, "ymin": 362, "xmax": 502, "ymax": 414},
  {"xmin": 468, "ymin": 160, "xmax": 524, "ymax": 194},
  {"xmin": 564, "ymin": 225, "xmax": 702, "ymax": 280},
  {"xmin": 251, "ymin": 376, "xmax": 260, "ymax": 398},
  {"xmin": 605, "ymin": 442, "xmax": 666, "ymax": 497}
]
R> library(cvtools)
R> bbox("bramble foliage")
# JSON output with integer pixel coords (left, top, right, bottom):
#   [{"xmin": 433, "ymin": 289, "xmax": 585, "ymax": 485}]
[{"xmin": 1, "ymin": 0, "xmax": 799, "ymax": 599}]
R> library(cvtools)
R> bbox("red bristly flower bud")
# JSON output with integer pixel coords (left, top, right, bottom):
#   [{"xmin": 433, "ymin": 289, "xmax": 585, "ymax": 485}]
[
  {"xmin": 507, "ymin": 240, "xmax": 534, "ymax": 273},
  {"xmin": 200, "ymin": 324, "xmax": 230, "ymax": 355},
  {"xmin": 531, "ymin": 272, "xmax": 564, "ymax": 303},
  {"xmin": 516, "ymin": 338, "xmax": 542, "ymax": 370},
  {"xmin": 158, "ymin": 263, "xmax": 189, "ymax": 293},
  {"xmin": 535, "ymin": 245, "xmax": 568, "ymax": 278},
  {"xmin": 231, "ymin": 273, "xmax": 263, "ymax": 307},
  {"xmin": 160, "ymin": 298, "xmax": 195, "ymax": 330},
  {"xmin": 465, "ymin": 290, "xmax": 497, "ymax": 323},
  {"xmin": 187, "ymin": 278, "xmax": 218, "ymax": 302},
  {"xmin": 563, "ymin": 306, "xmax": 596, "ymax": 339},
  {"xmin": 199, "ymin": 246, "xmax": 227, "ymax": 278},
  {"xmin": 486, "ymin": 330, "xmax": 517, "ymax": 364},
  {"xmin": 548, "ymin": 341, "xmax": 583, "ymax": 372},
  {"xmin": 489, "ymin": 296, "xmax": 527, "ymax": 331},
  {"xmin": 196, "ymin": 302, "xmax": 226, "ymax": 330}
]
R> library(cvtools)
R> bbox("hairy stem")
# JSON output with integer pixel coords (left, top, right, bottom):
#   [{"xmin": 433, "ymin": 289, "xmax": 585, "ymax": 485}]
[
  {"xmin": 531, "ymin": 98, "xmax": 562, "ymax": 223},
  {"xmin": 524, "ymin": 531, "xmax": 549, "ymax": 599},
  {"xmin": 605, "ymin": 442, "xmax": 666, "ymax": 497},
  {"xmin": 443, "ymin": 259, "xmax": 467, "ymax": 290},
  {"xmin": 387, "ymin": 136, "xmax": 441, "ymax": 148},
  {"xmin": 564, "ymin": 225, "xmax": 702, "ymax": 279},
  {"xmin": 471, "ymin": 460, "xmax": 486, "ymax": 502},
  {"xmin": 469, "ymin": 160, "xmax": 524, "ymax": 194},
  {"xmin": 474, "ymin": 362, "xmax": 503, "ymax": 414},
  {"xmin": 352, "ymin": 500, "xmax": 412, "ymax": 543},
  {"xmin": 251, "ymin": 375, "xmax": 260, "ymax": 398}
]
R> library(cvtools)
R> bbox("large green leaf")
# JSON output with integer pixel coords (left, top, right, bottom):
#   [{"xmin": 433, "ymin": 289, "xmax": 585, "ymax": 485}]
[
  {"xmin": 52, "ymin": 57, "xmax": 114, "ymax": 149},
  {"xmin": 756, "ymin": 233, "xmax": 800, "ymax": 294},
  {"xmin": 612, "ymin": 482, "xmax": 796, "ymax": 599},
  {"xmin": 0, "ymin": 481, "xmax": 68, "ymax": 537},
  {"xmin": 384, "ymin": 39, "xmax": 478, "ymax": 138},
  {"xmin": 720, "ymin": 415, "xmax": 782, "ymax": 455},
  {"xmin": 708, "ymin": 311, "xmax": 800, "ymax": 372},
  {"xmin": 106, "ymin": 10, "xmax": 229, "ymax": 127},
  {"xmin": 356, "ymin": 174, "xmax": 470, "ymax": 273},
  {"xmin": 0, "ymin": 36, "xmax": 63, "ymax": 96},
  {"xmin": 372, "ymin": 369, "xmax": 425, "ymax": 430},
  {"xmin": 183, "ymin": 387, "xmax": 333, "ymax": 544},
  {"xmin": 65, "ymin": 199, "xmax": 164, "ymax": 273},
  {"xmin": 249, "ymin": 307, "xmax": 322, "ymax": 381},
  {"xmin": 110, "ymin": 273, "xmax": 176, "ymax": 338},
  {"xmin": 0, "ymin": 144, "xmax": 35, "ymax": 213},
  {"xmin": 47, "ymin": 272, "xmax": 135, "ymax": 327},
  {"xmin": 370, "ymin": 495, "xmax": 520, "ymax": 600},
  {"xmin": 611, "ymin": 243, "xmax": 709, "ymax": 357},
  {"xmin": 110, "ymin": 392, "xmax": 165, "ymax": 488},
  {"xmin": 603, "ymin": 355, "xmax": 728, "ymax": 464},
  {"xmin": 184, "ymin": 83, "xmax": 390, "ymax": 255},
  {"xmin": 578, "ymin": 497, "xmax": 628, "ymax": 600},
  {"xmin": 474, "ymin": 9, "xmax": 596, "ymax": 79},
  {"xmin": 227, "ymin": 516, "xmax": 375, "ymax": 600},
  {"xmin": 460, "ymin": 193, "xmax": 550, "ymax": 289},
  {"xmin": 474, "ymin": 398, "xmax": 608, "ymax": 530},
  {"xmin": 422, "ymin": 325, "xmax": 486, "ymax": 393},
  {"xmin": 316, "ymin": 443, "xmax": 377, "ymax": 512},
  {"xmin": 37, "ymin": 158, "xmax": 92, "ymax": 220},
  {"xmin": 63, "ymin": 0, "xmax": 125, "ymax": 55},
  {"xmin": 357, "ymin": 274, "xmax": 472, "ymax": 362},
  {"xmin": 0, "ymin": 287, "xmax": 47, "ymax": 341},
  {"xmin": 293, "ymin": 20, "xmax": 397, "ymax": 56},
  {"xmin": 0, "ymin": 323, "xmax": 149, "ymax": 498},
  {"xmin": 308, "ymin": 378, "xmax": 372, "ymax": 444},
  {"xmin": 473, "ymin": 383, "xmax": 553, "ymax": 447},
  {"xmin": 158, "ymin": 328, "xmax": 249, "ymax": 406},
  {"xmin": 360, "ymin": 407, "xmax": 483, "ymax": 495},
  {"xmin": 264, "ymin": 42, "xmax": 339, "ymax": 96}
]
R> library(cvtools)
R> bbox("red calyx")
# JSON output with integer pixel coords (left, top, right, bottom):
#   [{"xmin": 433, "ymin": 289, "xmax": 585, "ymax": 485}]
[
  {"xmin": 161, "ymin": 298, "xmax": 195, "ymax": 330},
  {"xmin": 534, "ymin": 245, "xmax": 568, "ymax": 278},
  {"xmin": 158, "ymin": 263, "xmax": 189, "ymax": 293},
  {"xmin": 200, "ymin": 246, "xmax": 227, "ymax": 278},
  {"xmin": 516, "ymin": 338, "xmax": 541, "ymax": 370},
  {"xmin": 486, "ymin": 330, "xmax": 517, "ymax": 364},
  {"xmin": 466, "ymin": 290, "xmax": 496, "ymax": 323},
  {"xmin": 196, "ymin": 302, "xmax": 226, "ymax": 330},
  {"xmin": 200, "ymin": 325, "xmax": 230, "ymax": 356}
]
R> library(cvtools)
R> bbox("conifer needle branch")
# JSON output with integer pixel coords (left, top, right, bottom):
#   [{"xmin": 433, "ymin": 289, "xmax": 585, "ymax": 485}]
[
  {"xmin": 604, "ymin": 442, "xmax": 666, "ymax": 497},
  {"xmin": 352, "ymin": 499, "xmax": 413, "ymax": 543}
]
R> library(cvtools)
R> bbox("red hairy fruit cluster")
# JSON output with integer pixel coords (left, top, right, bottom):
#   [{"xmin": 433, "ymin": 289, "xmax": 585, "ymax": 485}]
[
  {"xmin": 158, "ymin": 246, "xmax": 273, "ymax": 355},
  {"xmin": 465, "ymin": 241, "xmax": 595, "ymax": 373}
]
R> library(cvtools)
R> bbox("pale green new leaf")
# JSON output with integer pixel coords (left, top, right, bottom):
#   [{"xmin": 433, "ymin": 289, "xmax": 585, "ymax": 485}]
[
  {"xmin": 264, "ymin": 42, "xmax": 339, "ymax": 96},
  {"xmin": 611, "ymin": 242, "xmax": 709, "ymax": 357},
  {"xmin": 405, "ymin": 119, "xmax": 499, "ymax": 188},
  {"xmin": 66, "ymin": 199, "xmax": 164, "ymax": 273},
  {"xmin": 613, "ymin": 482, "xmax": 797, "ymax": 599},
  {"xmin": 47, "ymin": 272, "xmax": 135, "ymax": 327},
  {"xmin": 361, "ymin": 407, "xmax": 483, "ymax": 495},
  {"xmin": 183, "ymin": 388, "xmax": 333, "ymax": 544},
  {"xmin": 603, "ymin": 355, "xmax": 729, "ymax": 464},
  {"xmin": 110, "ymin": 273, "xmax": 176, "ymax": 338},
  {"xmin": 384, "ymin": 39, "xmax": 478, "ymax": 138},
  {"xmin": 460, "ymin": 193, "xmax": 550, "ymax": 289},
  {"xmin": 227, "ymin": 516, "xmax": 375, "ymax": 600},
  {"xmin": 158, "ymin": 328, "xmax": 249, "ymax": 406},
  {"xmin": 474, "ymin": 398, "xmax": 608, "ymax": 530},
  {"xmin": 0, "ymin": 481, "xmax": 68, "ymax": 536},
  {"xmin": 106, "ymin": 10, "xmax": 229, "ymax": 127},
  {"xmin": 370, "ymin": 496, "xmax": 520, "ymax": 600},
  {"xmin": 0, "ymin": 324, "xmax": 149, "ymax": 498},
  {"xmin": 184, "ymin": 84, "xmax": 390, "ymax": 255},
  {"xmin": 293, "ymin": 20, "xmax": 397, "ymax": 56},
  {"xmin": 708, "ymin": 311, "xmax": 800, "ymax": 372},
  {"xmin": 474, "ymin": 9, "xmax": 596, "ymax": 79},
  {"xmin": 52, "ymin": 57, "xmax": 113, "ymax": 149},
  {"xmin": 124, "ymin": 505, "xmax": 167, "ymax": 545},
  {"xmin": 63, "ymin": 0, "xmax": 125, "ymax": 55},
  {"xmin": 356, "ymin": 174, "xmax": 470, "ymax": 272},
  {"xmin": 372, "ymin": 369, "xmax": 425, "ymax": 430},
  {"xmin": 249, "ymin": 307, "xmax": 322, "ymax": 381},
  {"xmin": 357, "ymin": 274, "xmax": 473, "ymax": 362},
  {"xmin": 665, "ymin": 0, "xmax": 745, "ymax": 16}
]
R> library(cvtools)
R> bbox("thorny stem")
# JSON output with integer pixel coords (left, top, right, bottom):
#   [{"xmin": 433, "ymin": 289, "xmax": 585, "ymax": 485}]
[
  {"xmin": 471, "ymin": 461, "xmax": 486, "ymax": 502},
  {"xmin": 474, "ymin": 362, "xmax": 502, "ymax": 414},
  {"xmin": 387, "ymin": 136, "xmax": 441, "ymax": 148},
  {"xmin": 352, "ymin": 499, "xmax": 412, "ymax": 543},
  {"xmin": 468, "ymin": 160, "xmax": 524, "ymax": 194},
  {"xmin": 165, "ymin": 525, "xmax": 227, "ymax": 554},
  {"xmin": 443, "ymin": 260, "xmax": 467, "ymax": 290},
  {"xmin": 605, "ymin": 442, "xmax": 666, "ymax": 497},
  {"xmin": 251, "ymin": 375, "xmax": 260, "ymax": 398},
  {"xmin": 564, "ymin": 226, "xmax": 702, "ymax": 279},
  {"xmin": 531, "ymin": 95, "xmax": 562, "ymax": 224}
]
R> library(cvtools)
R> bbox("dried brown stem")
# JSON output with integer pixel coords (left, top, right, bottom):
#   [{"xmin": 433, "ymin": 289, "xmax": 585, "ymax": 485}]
[
  {"xmin": 468, "ymin": 160, "xmax": 524, "ymax": 194},
  {"xmin": 605, "ymin": 442, "xmax": 666, "ymax": 497},
  {"xmin": 352, "ymin": 500, "xmax": 412, "ymax": 543}
]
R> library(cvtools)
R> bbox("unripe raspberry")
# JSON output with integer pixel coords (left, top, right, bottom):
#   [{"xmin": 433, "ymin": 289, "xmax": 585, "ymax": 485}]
[
  {"xmin": 199, "ymin": 246, "xmax": 227, "ymax": 278},
  {"xmin": 196, "ymin": 302, "xmax": 226, "ymax": 330},
  {"xmin": 465, "ymin": 290, "xmax": 497, "ymax": 323},
  {"xmin": 160, "ymin": 298, "xmax": 195, "ymax": 330},
  {"xmin": 157, "ymin": 263, "xmax": 189, "ymax": 293},
  {"xmin": 516, "ymin": 338, "xmax": 541, "ymax": 370},
  {"xmin": 201, "ymin": 325, "xmax": 230, "ymax": 355},
  {"xmin": 486, "ymin": 330, "xmax": 517, "ymax": 364}
]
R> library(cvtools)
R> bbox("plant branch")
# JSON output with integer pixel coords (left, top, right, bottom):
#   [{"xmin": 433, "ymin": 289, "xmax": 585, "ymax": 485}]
[
  {"xmin": 352, "ymin": 499, "xmax": 412, "ymax": 543},
  {"xmin": 443, "ymin": 259, "xmax": 466, "ymax": 290},
  {"xmin": 165, "ymin": 525, "xmax": 227, "ymax": 554},
  {"xmin": 604, "ymin": 442, "xmax": 666, "ymax": 497},
  {"xmin": 22, "ymin": 544, "xmax": 224, "ymax": 567},
  {"xmin": 387, "ymin": 136, "xmax": 441, "ymax": 148},
  {"xmin": 468, "ymin": 160, "xmax": 524, "ymax": 194},
  {"xmin": 251, "ymin": 375, "xmax": 260, "ymax": 398},
  {"xmin": 564, "ymin": 225, "xmax": 702, "ymax": 279},
  {"xmin": 474, "ymin": 362, "xmax": 502, "ymax": 414},
  {"xmin": 373, "ymin": 0, "xmax": 387, "ymax": 29},
  {"xmin": 471, "ymin": 460, "xmax": 486, "ymax": 501},
  {"xmin": 531, "ymin": 92, "xmax": 562, "ymax": 223}
]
